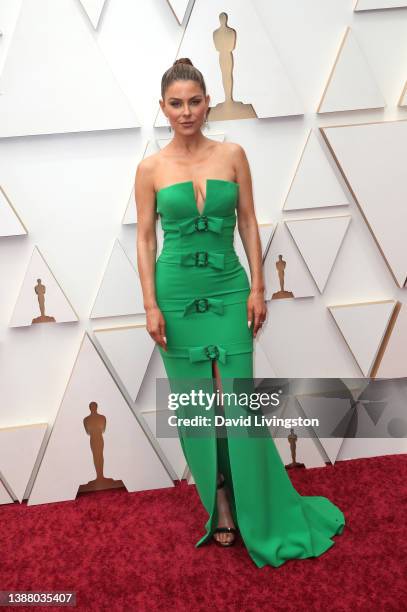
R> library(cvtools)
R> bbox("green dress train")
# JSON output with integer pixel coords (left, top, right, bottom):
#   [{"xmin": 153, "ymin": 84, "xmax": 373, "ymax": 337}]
[{"xmin": 154, "ymin": 178, "xmax": 345, "ymax": 569}]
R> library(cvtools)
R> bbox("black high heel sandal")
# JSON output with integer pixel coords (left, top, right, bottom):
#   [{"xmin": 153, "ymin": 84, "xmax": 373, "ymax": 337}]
[{"xmin": 213, "ymin": 476, "xmax": 238, "ymax": 547}]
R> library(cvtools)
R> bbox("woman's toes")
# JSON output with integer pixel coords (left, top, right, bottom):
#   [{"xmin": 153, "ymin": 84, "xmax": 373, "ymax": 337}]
[{"xmin": 214, "ymin": 530, "xmax": 234, "ymax": 544}]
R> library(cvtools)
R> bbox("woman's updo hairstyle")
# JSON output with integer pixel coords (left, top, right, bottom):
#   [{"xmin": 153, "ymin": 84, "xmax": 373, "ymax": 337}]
[{"xmin": 161, "ymin": 57, "xmax": 206, "ymax": 99}]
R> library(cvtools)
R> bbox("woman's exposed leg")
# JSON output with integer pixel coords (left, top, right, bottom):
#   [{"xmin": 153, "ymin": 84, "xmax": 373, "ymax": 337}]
[{"xmin": 212, "ymin": 358, "xmax": 236, "ymax": 545}]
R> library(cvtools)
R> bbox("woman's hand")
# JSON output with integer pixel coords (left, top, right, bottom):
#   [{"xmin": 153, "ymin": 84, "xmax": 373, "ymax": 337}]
[
  {"xmin": 247, "ymin": 289, "xmax": 267, "ymax": 338},
  {"xmin": 146, "ymin": 306, "xmax": 167, "ymax": 351}
]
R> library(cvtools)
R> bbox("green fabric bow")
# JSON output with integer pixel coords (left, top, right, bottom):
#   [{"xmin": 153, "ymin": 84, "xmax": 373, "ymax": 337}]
[
  {"xmin": 180, "ymin": 251, "xmax": 225, "ymax": 269},
  {"xmin": 188, "ymin": 344, "xmax": 227, "ymax": 364},
  {"xmin": 182, "ymin": 297, "xmax": 224, "ymax": 317},
  {"xmin": 178, "ymin": 215, "xmax": 224, "ymax": 236}
]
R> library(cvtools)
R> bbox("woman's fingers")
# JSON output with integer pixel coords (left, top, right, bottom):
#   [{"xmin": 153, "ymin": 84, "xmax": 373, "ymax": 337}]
[
  {"xmin": 253, "ymin": 309, "xmax": 262, "ymax": 337},
  {"xmin": 247, "ymin": 304, "xmax": 253, "ymax": 328},
  {"xmin": 149, "ymin": 328, "xmax": 166, "ymax": 350},
  {"xmin": 146, "ymin": 309, "xmax": 167, "ymax": 351},
  {"xmin": 159, "ymin": 320, "xmax": 167, "ymax": 351},
  {"xmin": 253, "ymin": 305, "xmax": 267, "ymax": 337}
]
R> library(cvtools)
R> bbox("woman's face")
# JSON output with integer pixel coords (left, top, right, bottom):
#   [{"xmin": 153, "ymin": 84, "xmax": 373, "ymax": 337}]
[{"xmin": 161, "ymin": 79, "xmax": 209, "ymax": 133}]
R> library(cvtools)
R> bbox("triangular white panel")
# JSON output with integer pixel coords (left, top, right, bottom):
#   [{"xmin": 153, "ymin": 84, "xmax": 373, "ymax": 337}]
[
  {"xmin": 328, "ymin": 300, "xmax": 396, "ymax": 376},
  {"xmin": 79, "ymin": 0, "xmax": 106, "ymax": 29},
  {"xmin": 132, "ymin": 346, "xmax": 169, "ymax": 420},
  {"xmin": 263, "ymin": 223, "xmax": 316, "ymax": 301},
  {"xmin": 260, "ymin": 224, "xmax": 275, "ymax": 261},
  {"xmin": 310, "ymin": 437, "xmax": 344, "ymax": 466},
  {"xmin": 355, "ymin": 0, "xmax": 407, "ymax": 9},
  {"xmin": 141, "ymin": 408, "xmax": 187, "ymax": 480},
  {"xmin": 122, "ymin": 140, "xmax": 152, "ymax": 226},
  {"xmin": 10, "ymin": 246, "xmax": 79, "ymax": 327},
  {"xmin": 28, "ymin": 333, "xmax": 173, "ymax": 505},
  {"xmin": 376, "ymin": 302, "xmax": 407, "ymax": 378},
  {"xmin": 354, "ymin": 401, "xmax": 388, "ymax": 436},
  {"xmin": 166, "ymin": 0, "xmax": 192, "ymax": 25},
  {"xmin": 318, "ymin": 27, "xmax": 385, "ymax": 114},
  {"xmin": 94, "ymin": 324, "xmax": 155, "ymax": 402},
  {"xmin": 235, "ymin": 223, "xmax": 274, "ymax": 280},
  {"xmin": 0, "ymin": 479, "xmax": 13, "ymax": 505},
  {"xmin": 321, "ymin": 120, "xmax": 407, "ymax": 288},
  {"xmin": 0, "ymin": 423, "xmax": 47, "ymax": 501},
  {"xmin": 283, "ymin": 130, "xmax": 350, "ymax": 211},
  {"xmin": 296, "ymin": 396, "xmax": 353, "ymax": 464},
  {"xmin": 285, "ymin": 215, "xmax": 351, "ymax": 293},
  {"xmin": 132, "ymin": 347, "xmax": 187, "ymax": 478},
  {"xmin": 0, "ymin": 0, "xmax": 22, "ymax": 82},
  {"xmin": 398, "ymin": 81, "xmax": 407, "ymax": 107},
  {"xmin": 122, "ymin": 184, "xmax": 137, "ymax": 225},
  {"xmin": 0, "ymin": 185, "xmax": 27, "ymax": 236},
  {"xmin": 254, "ymin": 340, "xmax": 278, "ymax": 378},
  {"xmin": 337, "ymin": 377, "xmax": 407, "ymax": 458},
  {"xmin": 0, "ymin": 0, "xmax": 138, "ymax": 137},
  {"xmin": 90, "ymin": 239, "xmax": 145, "ymax": 319},
  {"xmin": 155, "ymin": 0, "xmax": 303, "ymax": 126},
  {"xmin": 259, "ymin": 225, "xmax": 275, "ymax": 260},
  {"xmin": 186, "ymin": 470, "xmax": 195, "ymax": 484}
]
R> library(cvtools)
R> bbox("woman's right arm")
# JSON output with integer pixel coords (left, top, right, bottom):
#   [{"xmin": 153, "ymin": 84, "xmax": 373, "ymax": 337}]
[{"xmin": 135, "ymin": 159, "xmax": 167, "ymax": 351}]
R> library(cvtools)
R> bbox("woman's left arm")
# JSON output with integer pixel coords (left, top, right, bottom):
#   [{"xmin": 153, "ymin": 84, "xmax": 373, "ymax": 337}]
[{"xmin": 232, "ymin": 143, "xmax": 267, "ymax": 338}]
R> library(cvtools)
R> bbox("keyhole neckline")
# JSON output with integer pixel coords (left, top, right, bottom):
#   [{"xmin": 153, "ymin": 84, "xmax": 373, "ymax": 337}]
[{"xmin": 156, "ymin": 178, "xmax": 239, "ymax": 217}]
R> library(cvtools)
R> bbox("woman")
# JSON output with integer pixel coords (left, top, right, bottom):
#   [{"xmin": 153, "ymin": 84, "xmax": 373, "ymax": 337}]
[{"xmin": 135, "ymin": 58, "xmax": 345, "ymax": 568}]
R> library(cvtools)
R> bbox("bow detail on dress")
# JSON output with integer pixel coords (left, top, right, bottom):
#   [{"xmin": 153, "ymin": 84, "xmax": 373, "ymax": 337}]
[
  {"xmin": 188, "ymin": 344, "xmax": 227, "ymax": 364},
  {"xmin": 180, "ymin": 251, "xmax": 225, "ymax": 270},
  {"xmin": 178, "ymin": 215, "xmax": 224, "ymax": 236},
  {"xmin": 182, "ymin": 297, "xmax": 224, "ymax": 317}
]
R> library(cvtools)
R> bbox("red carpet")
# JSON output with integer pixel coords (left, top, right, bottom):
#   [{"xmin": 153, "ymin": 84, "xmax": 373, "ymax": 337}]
[{"xmin": 1, "ymin": 454, "xmax": 406, "ymax": 611}]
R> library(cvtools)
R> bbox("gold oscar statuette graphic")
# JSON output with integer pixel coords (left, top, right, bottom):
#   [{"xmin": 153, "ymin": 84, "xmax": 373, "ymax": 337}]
[
  {"xmin": 207, "ymin": 12, "xmax": 257, "ymax": 121},
  {"xmin": 272, "ymin": 255, "xmax": 294, "ymax": 299},
  {"xmin": 32, "ymin": 278, "xmax": 56, "ymax": 323},
  {"xmin": 78, "ymin": 401, "xmax": 124, "ymax": 493},
  {"xmin": 285, "ymin": 428, "xmax": 305, "ymax": 469}
]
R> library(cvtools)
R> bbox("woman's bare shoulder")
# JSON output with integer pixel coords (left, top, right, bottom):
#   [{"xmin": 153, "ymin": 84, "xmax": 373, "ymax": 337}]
[
  {"xmin": 222, "ymin": 141, "xmax": 246, "ymax": 155},
  {"xmin": 137, "ymin": 149, "xmax": 169, "ymax": 186},
  {"xmin": 137, "ymin": 151, "xmax": 160, "ymax": 174},
  {"xmin": 216, "ymin": 142, "xmax": 247, "ymax": 180},
  {"xmin": 137, "ymin": 153, "xmax": 162, "ymax": 195},
  {"xmin": 218, "ymin": 141, "xmax": 246, "ymax": 164}
]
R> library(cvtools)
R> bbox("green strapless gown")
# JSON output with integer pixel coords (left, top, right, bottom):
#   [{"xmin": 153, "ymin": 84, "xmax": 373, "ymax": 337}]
[{"xmin": 155, "ymin": 178, "xmax": 345, "ymax": 568}]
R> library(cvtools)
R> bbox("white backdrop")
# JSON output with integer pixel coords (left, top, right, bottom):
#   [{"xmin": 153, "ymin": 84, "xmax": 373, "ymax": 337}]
[{"xmin": 1, "ymin": 0, "xmax": 406, "ymax": 504}]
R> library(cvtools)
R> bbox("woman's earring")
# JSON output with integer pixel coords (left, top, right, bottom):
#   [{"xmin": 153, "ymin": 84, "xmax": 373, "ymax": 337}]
[
  {"xmin": 166, "ymin": 117, "xmax": 172, "ymax": 133},
  {"xmin": 204, "ymin": 113, "xmax": 209, "ymax": 131}
]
